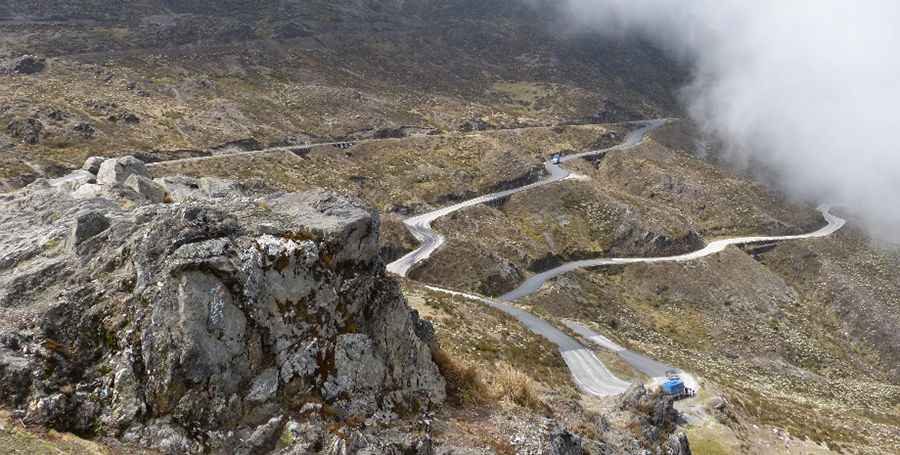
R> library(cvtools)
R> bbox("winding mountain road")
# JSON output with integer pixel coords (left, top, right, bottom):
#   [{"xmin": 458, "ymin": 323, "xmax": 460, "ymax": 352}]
[
  {"xmin": 386, "ymin": 119, "xmax": 668, "ymax": 277},
  {"xmin": 423, "ymin": 286, "xmax": 632, "ymax": 396},
  {"xmin": 500, "ymin": 204, "xmax": 845, "ymax": 301},
  {"xmin": 386, "ymin": 119, "xmax": 847, "ymax": 397},
  {"xmin": 145, "ymin": 122, "xmax": 651, "ymax": 169}
]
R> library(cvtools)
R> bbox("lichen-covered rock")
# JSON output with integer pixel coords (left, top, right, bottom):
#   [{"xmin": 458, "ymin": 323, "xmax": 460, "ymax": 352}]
[
  {"xmin": 48, "ymin": 170, "xmax": 95, "ymax": 193},
  {"xmin": 663, "ymin": 433, "xmax": 692, "ymax": 455},
  {"xmin": 614, "ymin": 383, "xmax": 682, "ymax": 449},
  {"xmin": 97, "ymin": 155, "xmax": 149, "ymax": 185},
  {"xmin": 82, "ymin": 156, "xmax": 108, "ymax": 175},
  {"xmin": 9, "ymin": 55, "xmax": 46, "ymax": 74},
  {"xmin": 155, "ymin": 175, "xmax": 206, "ymax": 201},
  {"xmin": 202, "ymin": 176, "xmax": 246, "ymax": 199},
  {"xmin": 7, "ymin": 117, "xmax": 43, "ymax": 144},
  {"xmin": 544, "ymin": 427, "xmax": 584, "ymax": 455},
  {"xmin": 124, "ymin": 174, "xmax": 168, "ymax": 203},
  {"xmin": 68, "ymin": 210, "xmax": 111, "ymax": 247},
  {"xmin": 0, "ymin": 176, "xmax": 445, "ymax": 454}
]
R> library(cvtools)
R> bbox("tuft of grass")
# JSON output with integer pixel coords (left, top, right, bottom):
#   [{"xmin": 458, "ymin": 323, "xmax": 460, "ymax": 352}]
[
  {"xmin": 431, "ymin": 344, "xmax": 490, "ymax": 407},
  {"xmin": 488, "ymin": 363, "xmax": 546, "ymax": 411}
]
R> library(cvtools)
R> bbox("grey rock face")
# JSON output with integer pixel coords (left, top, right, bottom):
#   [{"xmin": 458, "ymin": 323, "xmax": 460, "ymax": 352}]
[
  {"xmin": 201, "ymin": 176, "xmax": 246, "ymax": 199},
  {"xmin": 97, "ymin": 155, "xmax": 149, "ymax": 185},
  {"xmin": 155, "ymin": 175, "xmax": 247, "ymax": 202},
  {"xmin": 69, "ymin": 210, "xmax": 111, "ymax": 247},
  {"xmin": 7, "ymin": 117, "xmax": 43, "ymax": 144},
  {"xmin": 82, "ymin": 156, "xmax": 108, "ymax": 174},
  {"xmin": 0, "ymin": 347, "xmax": 31, "ymax": 407},
  {"xmin": 0, "ymin": 177, "xmax": 445, "ymax": 454},
  {"xmin": 663, "ymin": 433, "xmax": 692, "ymax": 455},
  {"xmin": 7, "ymin": 55, "xmax": 46, "ymax": 75},
  {"xmin": 544, "ymin": 428, "xmax": 584, "ymax": 455},
  {"xmin": 48, "ymin": 170, "xmax": 95, "ymax": 193},
  {"xmin": 14, "ymin": 55, "xmax": 46, "ymax": 74},
  {"xmin": 124, "ymin": 174, "xmax": 168, "ymax": 203},
  {"xmin": 155, "ymin": 175, "xmax": 205, "ymax": 201},
  {"xmin": 614, "ymin": 383, "xmax": 683, "ymax": 449}
]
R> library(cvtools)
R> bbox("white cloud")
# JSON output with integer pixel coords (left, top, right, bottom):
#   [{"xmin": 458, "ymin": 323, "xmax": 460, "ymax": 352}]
[{"xmin": 555, "ymin": 0, "xmax": 900, "ymax": 242}]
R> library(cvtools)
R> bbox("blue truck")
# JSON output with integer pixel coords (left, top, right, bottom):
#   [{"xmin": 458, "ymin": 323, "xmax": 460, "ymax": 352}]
[
  {"xmin": 550, "ymin": 152, "xmax": 562, "ymax": 165},
  {"xmin": 660, "ymin": 371, "xmax": 696, "ymax": 399},
  {"xmin": 661, "ymin": 376, "xmax": 686, "ymax": 396}
]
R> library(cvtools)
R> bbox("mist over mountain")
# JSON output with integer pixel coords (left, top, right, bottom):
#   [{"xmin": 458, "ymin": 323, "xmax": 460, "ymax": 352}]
[{"xmin": 538, "ymin": 0, "xmax": 900, "ymax": 243}]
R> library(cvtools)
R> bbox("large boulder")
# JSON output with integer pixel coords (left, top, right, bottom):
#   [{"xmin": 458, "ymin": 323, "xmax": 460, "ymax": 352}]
[
  {"xmin": 82, "ymin": 156, "xmax": 108, "ymax": 175},
  {"xmin": 544, "ymin": 427, "xmax": 584, "ymax": 455},
  {"xmin": 124, "ymin": 174, "xmax": 168, "ymax": 203},
  {"xmin": 97, "ymin": 155, "xmax": 149, "ymax": 185},
  {"xmin": 8, "ymin": 55, "xmax": 46, "ymax": 75},
  {"xmin": 48, "ymin": 170, "xmax": 95, "ymax": 193},
  {"xmin": 0, "ymin": 177, "xmax": 445, "ymax": 454}
]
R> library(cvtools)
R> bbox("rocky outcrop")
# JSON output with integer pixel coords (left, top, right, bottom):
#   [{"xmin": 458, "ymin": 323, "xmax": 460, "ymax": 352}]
[
  {"xmin": 544, "ymin": 427, "xmax": 584, "ymax": 455},
  {"xmin": 6, "ymin": 117, "xmax": 43, "ymax": 144},
  {"xmin": 4, "ymin": 55, "xmax": 46, "ymax": 75},
  {"xmin": 97, "ymin": 155, "xmax": 149, "ymax": 185},
  {"xmin": 0, "ymin": 161, "xmax": 445, "ymax": 454},
  {"xmin": 614, "ymin": 384, "xmax": 686, "ymax": 451},
  {"xmin": 82, "ymin": 156, "xmax": 108, "ymax": 175}
]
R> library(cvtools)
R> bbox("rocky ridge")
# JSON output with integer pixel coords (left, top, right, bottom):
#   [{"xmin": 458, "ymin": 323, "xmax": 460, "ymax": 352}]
[{"xmin": 0, "ymin": 156, "xmax": 445, "ymax": 453}]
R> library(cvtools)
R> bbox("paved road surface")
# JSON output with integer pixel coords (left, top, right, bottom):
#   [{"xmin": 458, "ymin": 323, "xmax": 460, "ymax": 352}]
[
  {"xmin": 424, "ymin": 286, "xmax": 632, "ymax": 396},
  {"xmin": 386, "ymin": 119, "xmax": 846, "ymax": 397},
  {"xmin": 386, "ymin": 120, "xmax": 668, "ymax": 277},
  {"xmin": 145, "ymin": 141, "xmax": 353, "ymax": 168},
  {"xmin": 146, "ymin": 121, "xmax": 660, "ymax": 169},
  {"xmin": 564, "ymin": 320, "xmax": 699, "ymax": 391},
  {"xmin": 500, "ymin": 205, "xmax": 845, "ymax": 301}
]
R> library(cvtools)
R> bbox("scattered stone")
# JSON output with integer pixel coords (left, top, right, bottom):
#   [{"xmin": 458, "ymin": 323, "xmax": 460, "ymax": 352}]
[
  {"xmin": 85, "ymin": 100, "xmax": 118, "ymax": 115},
  {"xmin": 46, "ymin": 110, "xmax": 69, "ymax": 121},
  {"xmin": 9, "ymin": 55, "xmax": 46, "ymax": 75},
  {"xmin": 7, "ymin": 118, "xmax": 43, "ymax": 144},
  {"xmin": 709, "ymin": 396, "xmax": 728, "ymax": 411},
  {"xmin": 109, "ymin": 112, "xmax": 141, "ymax": 124},
  {"xmin": 73, "ymin": 122, "xmax": 96, "ymax": 138},
  {"xmin": 97, "ymin": 156, "xmax": 149, "ymax": 185},
  {"xmin": 459, "ymin": 118, "xmax": 491, "ymax": 132}
]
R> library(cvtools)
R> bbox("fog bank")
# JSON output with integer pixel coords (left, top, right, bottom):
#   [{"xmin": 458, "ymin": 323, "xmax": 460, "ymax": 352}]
[{"xmin": 553, "ymin": 0, "xmax": 900, "ymax": 242}]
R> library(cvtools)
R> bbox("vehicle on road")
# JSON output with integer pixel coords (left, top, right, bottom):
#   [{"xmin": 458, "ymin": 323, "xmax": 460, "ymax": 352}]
[
  {"xmin": 550, "ymin": 152, "xmax": 562, "ymax": 165},
  {"xmin": 661, "ymin": 371, "xmax": 695, "ymax": 399}
]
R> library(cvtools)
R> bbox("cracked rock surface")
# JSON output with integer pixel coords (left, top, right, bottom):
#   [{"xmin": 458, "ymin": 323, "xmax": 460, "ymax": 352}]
[{"xmin": 0, "ymin": 161, "xmax": 445, "ymax": 454}]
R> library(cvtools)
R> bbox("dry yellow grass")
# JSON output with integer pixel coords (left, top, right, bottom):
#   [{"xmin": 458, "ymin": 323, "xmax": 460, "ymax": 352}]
[
  {"xmin": 487, "ymin": 362, "xmax": 546, "ymax": 411},
  {"xmin": 431, "ymin": 345, "xmax": 491, "ymax": 407}
]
